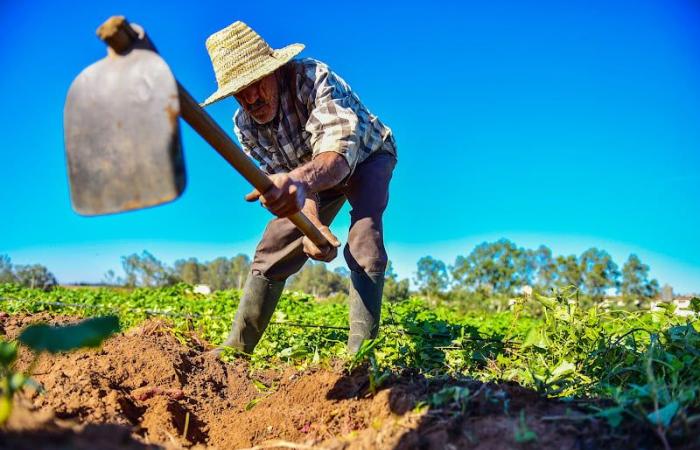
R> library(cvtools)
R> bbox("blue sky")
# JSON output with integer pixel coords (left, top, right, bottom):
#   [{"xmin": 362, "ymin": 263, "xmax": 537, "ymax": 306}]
[{"xmin": 1, "ymin": 0, "xmax": 699, "ymax": 292}]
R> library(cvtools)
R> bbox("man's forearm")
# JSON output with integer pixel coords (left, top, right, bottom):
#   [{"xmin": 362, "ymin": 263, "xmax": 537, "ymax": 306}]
[{"xmin": 289, "ymin": 152, "xmax": 350, "ymax": 193}]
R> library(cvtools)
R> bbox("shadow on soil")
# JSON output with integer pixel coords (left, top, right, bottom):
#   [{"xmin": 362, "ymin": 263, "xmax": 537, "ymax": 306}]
[{"xmin": 0, "ymin": 423, "xmax": 162, "ymax": 450}]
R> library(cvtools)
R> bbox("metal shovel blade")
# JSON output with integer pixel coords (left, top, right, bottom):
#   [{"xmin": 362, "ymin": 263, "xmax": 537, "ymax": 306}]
[{"xmin": 64, "ymin": 48, "xmax": 185, "ymax": 215}]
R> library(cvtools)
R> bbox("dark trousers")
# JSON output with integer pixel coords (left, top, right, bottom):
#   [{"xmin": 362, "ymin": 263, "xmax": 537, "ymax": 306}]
[{"xmin": 251, "ymin": 152, "xmax": 397, "ymax": 280}]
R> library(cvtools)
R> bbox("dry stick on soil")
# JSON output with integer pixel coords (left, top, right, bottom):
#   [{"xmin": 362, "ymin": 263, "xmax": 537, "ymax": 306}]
[
  {"xmin": 238, "ymin": 440, "xmax": 327, "ymax": 450},
  {"xmin": 182, "ymin": 411, "xmax": 190, "ymax": 440}
]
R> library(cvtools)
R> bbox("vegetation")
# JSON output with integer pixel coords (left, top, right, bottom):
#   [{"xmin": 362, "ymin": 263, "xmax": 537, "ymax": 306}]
[
  {"xmin": 0, "ymin": 282, "xmax": 697, "ymax": 447},
  {"xmin": 0, "ymin": 240, "xmax": 684, "ymax": 445}
]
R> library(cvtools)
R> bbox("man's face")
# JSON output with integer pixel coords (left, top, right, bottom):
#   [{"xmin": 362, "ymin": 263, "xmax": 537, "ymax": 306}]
[{"xmin": 234, "ymin": 73, "xmax": 279, "ymax": 124}]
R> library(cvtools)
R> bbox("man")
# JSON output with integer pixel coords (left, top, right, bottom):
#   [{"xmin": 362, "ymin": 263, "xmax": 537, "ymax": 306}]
[{"xmin": 202, "ymin": 21, "xmax": 396, "ymax": 354}]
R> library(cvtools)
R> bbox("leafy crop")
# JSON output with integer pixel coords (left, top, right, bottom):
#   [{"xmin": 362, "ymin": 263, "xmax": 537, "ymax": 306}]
[{"xmin": 0, "ymin": 283, "xmax": 698, "ymax": 446}]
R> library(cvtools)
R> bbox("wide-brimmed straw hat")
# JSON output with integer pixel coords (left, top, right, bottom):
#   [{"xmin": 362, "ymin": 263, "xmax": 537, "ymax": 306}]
[{"xmin": 201, "ymin": 21, "xmax": 304, "ymax": 107}]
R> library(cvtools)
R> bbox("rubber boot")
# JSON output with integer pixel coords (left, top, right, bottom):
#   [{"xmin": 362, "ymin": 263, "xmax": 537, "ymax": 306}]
[
  {"xmin": 347, "ymin": 271, "xmax": 384, "ymax": 354},
  {"xmin": 218, "ymin": 273, "xmax": 285, "ymax": 354}
]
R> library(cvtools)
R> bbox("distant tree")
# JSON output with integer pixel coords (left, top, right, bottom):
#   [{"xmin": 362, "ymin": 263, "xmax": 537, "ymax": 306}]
[
  {"xmin": 533, "ymin": 245, "xmax": 557, "ymax": 289},
  {"xmin": 288, "ymin": 261, "xmax": 348, "ymax": 297},
  {"xmin": 228, "ymin": 254, "xmax": 252, "ymax": 290},
  {"xmin": 661, "ymin": 284, "xmax": 674, "ymax": 301},
  {"xmin": 102, "ymin": 269, "xmax": 123, "ymax": 286},
  {"xmin": 171, "ymin": 254, "xmax": 250, "ymax": 290},
  {"xmin": 0, "ymin": 255, "xmax": 15, "ymax": 284},
  {"xmin": 206, "ymin": 257, "xmax": 233, "ymax": 291},
  {"xmin": 621, "ymin": 254, "xmax": 659, "ymax": 301},
  {"xmin": 415, "ymin": 256, "xmax": 449, "ymax": 298},
  {"xmin": 451, "ymin": 239, "xmax": 529, "ymax": 296},
  {"xmin": 13, "ymin": 264, "xmax": 57, "ymax": 290},
  {"xmin": 383, "ymin": 260, "xmax": 410, "ymax": 302},
  {"xmin": 555, "ymin": 254, "xmax": 583, "ymax": 290},
  {"xmin": 580, "ymin": 248, "xmax": 620, "ymax": 299},
  {"xmin": 332, "ymin": 267, "xmax": 351, "ymax": 292},
  {"xmin": 121, "ymin": 251, "xmax": 177, "ymax": 287},
  {"xmin": 174, "ymin": 257, "xmax": 206, "ymax": 285}
]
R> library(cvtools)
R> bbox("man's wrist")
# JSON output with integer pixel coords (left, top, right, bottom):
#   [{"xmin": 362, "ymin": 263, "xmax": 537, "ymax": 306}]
[
  {"xmin": 288, "ymin": 169, "xmax": 312, "ymax": 193},
  {"xmin": 301, "ymin": 194, "xmax": 322, "ymax": 226}
]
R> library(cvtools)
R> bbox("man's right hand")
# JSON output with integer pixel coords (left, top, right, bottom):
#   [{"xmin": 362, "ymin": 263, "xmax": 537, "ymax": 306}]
[{"xmin": 245, "ymin": 173, "xmax": 306, "ymax": 218}]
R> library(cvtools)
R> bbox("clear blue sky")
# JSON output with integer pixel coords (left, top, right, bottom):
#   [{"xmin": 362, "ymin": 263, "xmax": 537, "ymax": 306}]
[{"xmin": 1, "ymin": 0, "xmax": 699, "ymax": 292}]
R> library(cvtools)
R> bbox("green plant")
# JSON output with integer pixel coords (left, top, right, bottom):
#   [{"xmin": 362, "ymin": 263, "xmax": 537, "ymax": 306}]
[{"xmin": 514, "ymin": 410, "xmax": 538, "ymax": 443}]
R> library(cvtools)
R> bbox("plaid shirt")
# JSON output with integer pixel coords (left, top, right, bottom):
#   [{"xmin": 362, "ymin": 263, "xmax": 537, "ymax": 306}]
[{"xmin": 233, "ymin": 58, "xmax": 396, "ymax": 176}]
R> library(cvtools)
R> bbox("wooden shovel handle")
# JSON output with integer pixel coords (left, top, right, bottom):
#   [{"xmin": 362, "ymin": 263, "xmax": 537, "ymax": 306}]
[{"xmin": 96, "ymin": 16, "xmax": 331, "ymax": 249}]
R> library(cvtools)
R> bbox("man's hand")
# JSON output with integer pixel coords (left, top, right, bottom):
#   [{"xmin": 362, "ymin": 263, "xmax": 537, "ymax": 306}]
[
  {"xmin": 245, "ymin": 173, "xmax": 306, "ymax": 218},
  {"xmin": 302, "ymin": 225, "xmax": 341, "ymax": 262}
]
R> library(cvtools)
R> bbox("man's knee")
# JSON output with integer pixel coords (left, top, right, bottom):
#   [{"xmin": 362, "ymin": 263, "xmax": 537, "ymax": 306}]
[
  {"xmin": 343, "ymin": 219, "xmax": 387, "ymax": 273},
  {"xmin": 344, "ymin": 248, "xmax": 387, "ymax": 273}
]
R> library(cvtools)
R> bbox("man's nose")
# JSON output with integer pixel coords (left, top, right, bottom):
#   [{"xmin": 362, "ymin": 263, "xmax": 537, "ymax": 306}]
[{"xmin": 241, "ymin": 86, "xmax": 259, "ymax": 105}]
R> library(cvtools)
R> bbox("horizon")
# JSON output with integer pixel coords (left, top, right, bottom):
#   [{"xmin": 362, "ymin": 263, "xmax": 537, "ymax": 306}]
[
  {"xmin": 2, "ymin": 1, "xmax": 699, "ymax": 293},
  {"xmin": 5, "ymin": 234, "xmax": 699, "ymax": 295}
]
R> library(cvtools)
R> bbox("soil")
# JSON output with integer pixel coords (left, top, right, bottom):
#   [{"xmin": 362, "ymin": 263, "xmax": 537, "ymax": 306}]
[{"xmin": 0, "ymin": 313, "xmax": 697, "ymax": 450}]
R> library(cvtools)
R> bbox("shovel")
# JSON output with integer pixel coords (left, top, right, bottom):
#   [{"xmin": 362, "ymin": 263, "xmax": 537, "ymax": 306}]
[{"xmin": 64, "ymin": 16, "xmax": 330, "ymax": 248}]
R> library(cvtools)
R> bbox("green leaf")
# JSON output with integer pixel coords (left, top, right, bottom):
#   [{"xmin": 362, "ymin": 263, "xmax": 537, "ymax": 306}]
[
  {"xmin": 647, "ymin": 401, "xmax": 680, "ymax": 428},
  {"xmin": 533, "ymin": 293, "xmax": 556, "ymax": 309},
  {"xmin": 514, "ymin": 410, "xmax": 538, "ymax": 443},
  {"xmin": 0, "ymin": 341, "xmax": 17, "ymax": 366},
  {"xmin": 690, "ymin": 297, "xmax": 700, "ymax": 314},
  {"xmin": 523, "ymin": 327, "xmax": 549, "ymax": 350},
  {"xmin": 549, "ymin": 360, "xmax": 576, "ymax": 382},
  {"xmin": 22, "ymin": 377, "xmax": 43, "ymax": 394},
  {"xmin": 596, "ymin": 406, "xmax": 625, "ymax": 428},
  {"xmin": 0, "ymin": 395, "xmax": 12, "ymax": 425},
  {"xmin": 8, "ymin": 373, "xmax": 27, "ymax": 393},
  {"xmin": 428, "ymin": 386, "xmax": 470, "ymax": 408},
  {"xmin": 245, "ymin": 397, "xmax": 261, "ymax": 411},
  {"xmin": 252, "ymin": 379, "xmax": 269, "ymax": 392},
  {"xmin": 18, "ymin": 316, "xmax": 120, "ymax": 353}
]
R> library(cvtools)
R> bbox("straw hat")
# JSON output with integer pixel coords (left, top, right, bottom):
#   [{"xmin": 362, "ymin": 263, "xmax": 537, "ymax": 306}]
[{"xmin": 201, "ymin": 21, "xmax": 304, "ymax": 107}]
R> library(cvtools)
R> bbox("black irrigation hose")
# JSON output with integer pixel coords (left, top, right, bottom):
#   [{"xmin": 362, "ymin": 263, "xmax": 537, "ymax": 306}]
[
  {"xmin": 0, "ymin": 296, "xmax": 517, "ymax": 346},
  {"xmin": 0, "ymin": 296, "xmax": 202, "ymax": 319}
]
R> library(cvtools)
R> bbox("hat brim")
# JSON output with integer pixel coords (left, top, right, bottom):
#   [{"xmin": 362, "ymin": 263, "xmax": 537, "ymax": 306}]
[{"xmin": 200, "ymin": 43, "xmax": 304, "ymax": 107}]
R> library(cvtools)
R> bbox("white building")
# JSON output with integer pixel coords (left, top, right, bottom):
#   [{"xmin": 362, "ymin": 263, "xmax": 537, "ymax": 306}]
[
  {"xmin": 193, "ymin": 284, "xmax": 212, "ymax": 295},
  {"xmin": 650, "ymin": 296, "xmax": 696, "ymax": 317}
]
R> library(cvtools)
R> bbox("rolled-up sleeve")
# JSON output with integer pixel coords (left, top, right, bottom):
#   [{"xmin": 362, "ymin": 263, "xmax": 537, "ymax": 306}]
[{"xmin": 304, "ymin": 65, "xmax": 362, "ymax": 173}]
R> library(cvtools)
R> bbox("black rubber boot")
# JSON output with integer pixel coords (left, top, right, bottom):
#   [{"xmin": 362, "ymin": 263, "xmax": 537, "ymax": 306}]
[
  {"xmin": 218, "ymin": 273, "xmax": 285, "ymax": 354},
  {"xmin": 347, "ymin": 271, "xmax": 384, "ymax": 354}
]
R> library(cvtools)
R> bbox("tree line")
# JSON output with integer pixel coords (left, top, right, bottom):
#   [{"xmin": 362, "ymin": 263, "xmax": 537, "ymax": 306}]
[
  {"xmin": 0, "ymin": 239, "xmax": 661, "ymax": 304},
  {"xmin": 0, "ymin": 255, "xmax": 58, "ymax": 290},
  {"xmin": 414, "ymin": 239, "xmax": 659, "ymax": 301},
  {"xmin": 104, "ymin": 251, "xmax": 410, "ymax": 301}
]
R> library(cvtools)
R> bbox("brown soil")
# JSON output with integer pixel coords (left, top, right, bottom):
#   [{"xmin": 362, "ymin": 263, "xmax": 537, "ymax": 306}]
[{"xmin": 0, "ymin": 313, "xmax": 696, "ymax": 450}]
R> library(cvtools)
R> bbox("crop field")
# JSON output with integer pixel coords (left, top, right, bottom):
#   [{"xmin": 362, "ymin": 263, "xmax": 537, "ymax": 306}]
[{"xmin": 0, "ymin": 283, "xmax": 698, "ymax": 449}]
